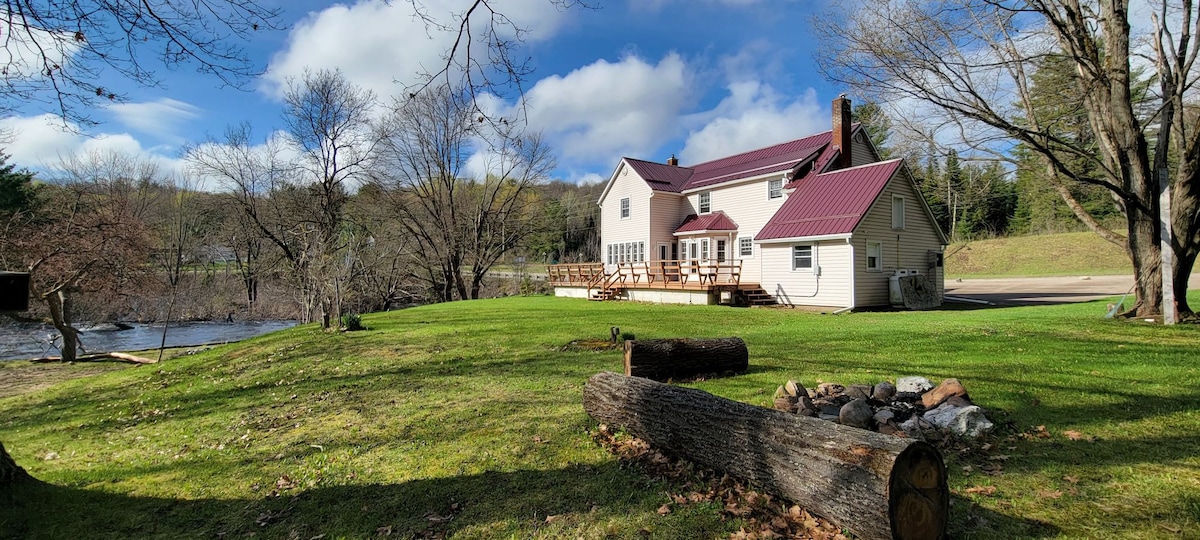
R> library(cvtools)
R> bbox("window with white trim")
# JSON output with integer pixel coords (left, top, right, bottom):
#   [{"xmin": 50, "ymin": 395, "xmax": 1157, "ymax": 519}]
[
  {"xmin": 892, "ymin": 195, "xmax": 905, "ymax": 229},
  {"xmin": 607, "ymin": 241, "xmax": 647, "ymax": 263},
  {"xmin": 792, "ymin": 245, "xmax": 814, "ymax": 271},
  {"xmin": 620, "ymin": 197, "xmax": 630, "ymax": 219},
  {"xmin": 739, "ymin": 237, "xmax": 753, "ymax": 257},
  {"xmin": 699, "ymin": 192, "xmax": 711, "ymax": 213},
  {"xmin": 866, "ymin": 241, "xmax": 882, "ymax": 271},
  {"xmin": 768, "ymin": 179, "xmax": 783, "ymax": 199},
  {"xmin": 700, "ymin": 239, "xmax": 710, "ymax": 261}
]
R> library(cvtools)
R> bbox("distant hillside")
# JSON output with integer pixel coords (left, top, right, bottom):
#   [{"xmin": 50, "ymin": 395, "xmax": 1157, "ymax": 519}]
[{"xmin": 944, "ymin": 232, "xmax": 1131, "ymax": 278}]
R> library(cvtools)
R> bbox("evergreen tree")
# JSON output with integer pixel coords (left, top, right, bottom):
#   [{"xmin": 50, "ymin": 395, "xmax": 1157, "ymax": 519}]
[
  {"xmin": 851, "ymin": 101, "xmax": 893, "ymax": 159},
  {"xmin": 0, "ymin": 152, "xmax": 38, "ymax": 217}
]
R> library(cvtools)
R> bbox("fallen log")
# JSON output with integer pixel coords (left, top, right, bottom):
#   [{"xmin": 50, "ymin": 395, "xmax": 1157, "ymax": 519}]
[
  {"xmin": 623, "ymin": 337, "xmax": 748, "ymax": 381},
  {"xmin": 31, "ymin": 352, "xmax": 157, "ymax": 364},
  {"xmin": 1, "ymin": 442, "xmax": 33, "ymax": 485},
  {"xmin": 583, "ymin": 372, "xmax": 947, "ymax": 540}
]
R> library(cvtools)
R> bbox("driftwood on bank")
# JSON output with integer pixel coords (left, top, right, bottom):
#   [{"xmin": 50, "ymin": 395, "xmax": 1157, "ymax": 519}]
[
  {"xmin": 623, "ymin": 337, "xmax": 748, "ymax": 381},
  {"xmin": 583, "ymin": 372, "xmax": 948, "ymax": 540},
  {"xmin": 31, "ymin": 352, "xmax": 157, "ymax": 364},
  {"xmin": 0, "ymin": 442, "xmax": 33, "ymax": 485}
]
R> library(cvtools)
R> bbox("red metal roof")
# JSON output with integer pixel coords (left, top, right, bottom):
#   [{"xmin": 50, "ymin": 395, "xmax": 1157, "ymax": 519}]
[
  {"xmin": 624, "ymin": 158, "xmax": 693, "ymax": 192},
  {"xmin": 756, "ymin": 159, "xmax": 903, "ymax": 241},
  {"xmin": 674, "ymin": 211, "xmax": 739, "ymax": 234},
  {"xmin": 617, "ymin": 126, "xmax": 860, "ymax": 194},
  {"xmin": 684, "ymin": 137, "xmax": 828, "ymax": 190}
]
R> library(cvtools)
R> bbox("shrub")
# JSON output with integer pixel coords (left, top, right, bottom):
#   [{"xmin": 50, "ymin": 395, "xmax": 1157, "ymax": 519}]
[{"xmin": 340, "ymin": 312, "xmax": 366, "ymax": 331}]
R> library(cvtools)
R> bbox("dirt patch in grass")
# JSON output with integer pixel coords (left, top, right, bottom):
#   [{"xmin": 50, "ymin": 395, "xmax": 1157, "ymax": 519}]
[
  {"xmin": 0, "ymin": 362, "xmax": 129, "ymax": 399},
  {"xmin": 560, "ymin": 339, "xmax": 621, "ymax": 352},
  {"xmin": 0, "ymin": 347, "xmax": 201, "ymax": 399}
]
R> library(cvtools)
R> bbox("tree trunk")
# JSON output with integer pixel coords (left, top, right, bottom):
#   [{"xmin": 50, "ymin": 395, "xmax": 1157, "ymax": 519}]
[
  {"xmin": 583, "ymin": 372, "xmax": 947, "ymax": 540},
  {"xmin": 0, "ymin": 442, "xmax": 33, "ymax": 485},
  {"xmin": 623, "ymin": 338, "xmax": 749, "ymax": 381},
  {"xmin": 44, "ymin": 288, "xmax": 82, "ymax": 363}
]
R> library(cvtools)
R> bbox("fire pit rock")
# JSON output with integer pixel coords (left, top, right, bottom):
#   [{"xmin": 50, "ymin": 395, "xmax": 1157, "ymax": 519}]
[{"xmin": 772, "ymin": 377, "xmax": 995, "ymax": 439}]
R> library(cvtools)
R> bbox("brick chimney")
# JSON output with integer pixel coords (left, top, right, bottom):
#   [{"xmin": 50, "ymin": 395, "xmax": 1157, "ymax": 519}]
[
  {"xmin": 667, "ymin": 154, "xmax": 679, "ymax": 166},
  {"xmin": 832, "ymin": 95, "xmax": 852, "ymax": 170}
]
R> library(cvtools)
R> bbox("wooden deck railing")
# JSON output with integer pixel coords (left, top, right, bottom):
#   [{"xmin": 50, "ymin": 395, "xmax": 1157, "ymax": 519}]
[
  {"xmin": 548, "ymin": 260, "xmax": 742, "ymax": 290},
  {"xmin": 547, "ymin": 263, "xmax": 604, "ymax": 286}
]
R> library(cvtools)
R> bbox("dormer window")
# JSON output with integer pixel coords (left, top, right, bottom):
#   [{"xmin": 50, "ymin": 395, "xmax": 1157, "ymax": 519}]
[
  {"xmin": 699, "ymin": 192, "xmax": 711, "ymax": 213},
  {"xmin": 768, "ymin": 179, "xmax": 783, "ymax": 199}
]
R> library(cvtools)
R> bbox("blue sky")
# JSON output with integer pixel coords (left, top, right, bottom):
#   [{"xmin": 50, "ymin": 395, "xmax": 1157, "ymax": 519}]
[{"xmin": 2, "ymin": 0, "xmax": 848, "ymax": 186}]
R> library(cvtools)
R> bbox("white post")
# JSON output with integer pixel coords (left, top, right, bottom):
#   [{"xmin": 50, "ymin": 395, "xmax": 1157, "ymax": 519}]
[{"xmin": 1160, "ymin": 165, "xmax": 1176, "ymax": 325}]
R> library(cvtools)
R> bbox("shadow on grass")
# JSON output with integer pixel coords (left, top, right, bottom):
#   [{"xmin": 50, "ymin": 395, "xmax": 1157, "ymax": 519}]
[
  {"xmin": 0, "ymin": 461, "xmax": 726, "ymax": 539},
  {"xmin": 949, "ymin": 494, "xmax": 1061, "ymax": 538}
]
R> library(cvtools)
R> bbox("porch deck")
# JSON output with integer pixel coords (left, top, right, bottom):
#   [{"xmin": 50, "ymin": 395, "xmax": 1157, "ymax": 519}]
[
  {"xmin": 547, "ymin": 260, "xmax": 744, "ymax": 291},
  {"xmin": 548, "ymin": 260, "xmax": 775, "ymax": 305}
]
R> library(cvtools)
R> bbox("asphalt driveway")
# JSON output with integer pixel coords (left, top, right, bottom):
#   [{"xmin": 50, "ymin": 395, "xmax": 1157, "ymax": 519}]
[{"xmin": 943, "ymin": 274, "xmax": 1200, "ymax": 306}]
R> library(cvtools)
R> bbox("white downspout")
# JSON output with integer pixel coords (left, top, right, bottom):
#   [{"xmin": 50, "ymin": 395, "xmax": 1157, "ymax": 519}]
[{"xmin": 845, "ymin": 237, "xmax": 856, "ymax": 312}]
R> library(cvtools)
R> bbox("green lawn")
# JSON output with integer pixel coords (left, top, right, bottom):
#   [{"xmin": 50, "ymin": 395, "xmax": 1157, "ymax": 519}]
[
  {"xmin": 946, "ymin": 232, "xmax": 1132, "ymax": 278},
  {"xmin": 2, "ymin": 296, "xmax": 1198, "ymax": 539}
]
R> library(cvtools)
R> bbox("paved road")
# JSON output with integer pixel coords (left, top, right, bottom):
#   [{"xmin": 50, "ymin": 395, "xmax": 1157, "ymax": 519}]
[{"xmin": 944, "ymin": 274, "xmax": 1200, "ymax": 306}]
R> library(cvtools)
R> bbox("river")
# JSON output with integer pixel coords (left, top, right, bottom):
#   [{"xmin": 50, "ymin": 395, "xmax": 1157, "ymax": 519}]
[{"xmin": 0, "ymin": 320, "xmax": 298, "ymax": 361}]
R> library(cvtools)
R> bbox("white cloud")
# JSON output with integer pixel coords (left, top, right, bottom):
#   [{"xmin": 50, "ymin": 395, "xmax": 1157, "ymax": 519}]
[
  {"xmin": 0, "ymin": 114, "xmax": 188, "ymax": 180},
  {"xmin": 105, "ymin": 98, "xmax": 201, "ymax": 142},
  {"xmin": 517, "ymin": 53, "xmax": 692, "ymax": 162},
  {"xmin": 261, "ymin": 0, "xmax": 572, "ymax": 101},
  {"xmin": 679, "ymin": 82, "xmax": 825, "ymax": 164},
  {"xmin": 0, "ymin": 10, "xmax": 82, "ymax": 80}
]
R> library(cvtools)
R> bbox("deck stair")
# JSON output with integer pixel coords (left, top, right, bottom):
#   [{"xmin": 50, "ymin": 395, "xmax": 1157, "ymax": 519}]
[
  {"xmin": 589, "ymin": 288, "xmax": 620, "ymax": 301},
  {"xmin": 736, "ymin": 284, "xmax": 777, "ymax": 306}
]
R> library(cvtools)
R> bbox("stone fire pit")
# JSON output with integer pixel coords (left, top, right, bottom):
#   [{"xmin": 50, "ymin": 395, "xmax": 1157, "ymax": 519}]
[{"xmin": 773, "ymin": 376, "xmax": 994, "ymax": 439}]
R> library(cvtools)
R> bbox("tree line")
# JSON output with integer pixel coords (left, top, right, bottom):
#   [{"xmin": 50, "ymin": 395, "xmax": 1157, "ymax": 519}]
[{"xmin": 1, "ymin": 72, "xmax": 601, "ymax": 361}]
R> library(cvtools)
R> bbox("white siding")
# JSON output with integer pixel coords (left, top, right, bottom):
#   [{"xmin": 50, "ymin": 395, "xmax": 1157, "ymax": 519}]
[
  {"xmin": 649, "ymin": 193, "xmax": 684, "ymax": 260},
  {"xmin": 679, "ymin": 174, "xmax": 789, "ymax": 283},
  {"xmin": 759, "ymin": 240, "xmax": 853, "ymax": 308},
  {"xmin": 851, "ymin": 168, "xmax": 946, "ymax": 307},
  {"xmin": 599, "ymin": 162, "xmax": 653, "ymax": 270}
]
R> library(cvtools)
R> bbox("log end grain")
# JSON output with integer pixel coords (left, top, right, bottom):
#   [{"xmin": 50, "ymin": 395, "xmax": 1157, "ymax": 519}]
[{"xmin": 888, "ymin": 442, "xmax": 949, "ymax": 540}]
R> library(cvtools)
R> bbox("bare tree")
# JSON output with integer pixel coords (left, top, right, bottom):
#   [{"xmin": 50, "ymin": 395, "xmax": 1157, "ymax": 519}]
[
  {"xmin": 404, "ymin": 0, "xmax": 594, "ymax": 107},
  {"xmin": 377, "ymin": 84, "xmax": 553, "ymax": 301},
  {"xmin": 2, "ymin": 0, "xmax": 280, "ymax": 125},
  {"xmin": 8, "ymin": 150, "xmax": 156, "ymax": 361},
  {"xmin": 186, "ymin": 124, "xmax": 310, "ymax": 321},
  {"xmin": 816, "ymin": 0, "xmax": 1200, "ymax": 318},
  {"xmin": 281, "ymin": 68, "xmax": 381, "ymax": 327}
]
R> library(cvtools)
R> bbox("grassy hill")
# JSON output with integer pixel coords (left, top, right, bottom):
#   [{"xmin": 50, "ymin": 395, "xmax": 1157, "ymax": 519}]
[
  {"xmin": 945, "ymin": 232, "xmax": 1131, "ymax": 278},
  {"xmin": 2, "ymin": 296, "xmax": 1198, "ymax": 539}
]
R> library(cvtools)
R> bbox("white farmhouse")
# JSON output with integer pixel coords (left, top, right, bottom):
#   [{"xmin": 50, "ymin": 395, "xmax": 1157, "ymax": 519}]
[{"xmin": 549, "ymin": 97, "xmax": 948, "ymax": 309}]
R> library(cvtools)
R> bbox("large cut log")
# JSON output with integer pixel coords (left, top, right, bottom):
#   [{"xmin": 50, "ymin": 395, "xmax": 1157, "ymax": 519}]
[
  {"xmin": 623, "ymin": 337, "xmax": 748, "ymax": 380},
  {"xmin": 583, "ymin": 372, "xmax": 947, "ymax": 540},
  {"xmin": 1, "ymin": 442, "xmax": 33, "ymax": 485}
]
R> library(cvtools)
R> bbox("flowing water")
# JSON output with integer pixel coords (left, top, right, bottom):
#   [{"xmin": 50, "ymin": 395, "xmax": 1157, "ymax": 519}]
[{"xmin": 0, "ymin": 320, "xmax": 297, "ymax": 361}]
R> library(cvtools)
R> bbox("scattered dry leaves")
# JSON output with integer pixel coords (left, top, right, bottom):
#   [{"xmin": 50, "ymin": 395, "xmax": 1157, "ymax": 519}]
[
  {"xmin": 964, "ymin": 485, "xmax": 998, "ymax": 496},
  {"xmin": 591, "ymin": 424, "xmax": 848, "ymax": 539},
  {"xmin": 1063, "ymin": 430, "xmax": 1097, "ymax": 442}
]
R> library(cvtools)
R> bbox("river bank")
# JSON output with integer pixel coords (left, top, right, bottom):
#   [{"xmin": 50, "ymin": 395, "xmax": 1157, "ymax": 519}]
[{"xmin": 0, "ymin": 319, "xmax": 297, "ymax": 362}]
